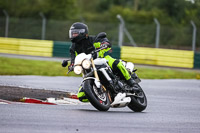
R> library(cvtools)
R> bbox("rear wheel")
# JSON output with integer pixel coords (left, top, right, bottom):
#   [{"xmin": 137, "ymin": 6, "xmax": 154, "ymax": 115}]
[
  {"xmin": 83, "ymin": 80, "xmax": 110, "ymax": 111},
  {"xmin": 128, "ymin": 84, "xmax": 147, "ymax": 112}
]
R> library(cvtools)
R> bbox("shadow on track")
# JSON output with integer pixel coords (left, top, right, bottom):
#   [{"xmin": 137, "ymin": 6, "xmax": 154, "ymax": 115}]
[{"xmin": 76, "ymin": 109, "xmax": 147, "ymax": 114}]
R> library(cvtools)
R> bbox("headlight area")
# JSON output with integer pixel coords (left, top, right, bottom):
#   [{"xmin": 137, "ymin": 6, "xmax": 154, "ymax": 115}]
[
  {"xmin": 74, "ymin": 66, "xmax": 82, "ymax": 75},
  {"xmin": 82, "ymin": 59, "xmax": 91, "ymax": 69}
]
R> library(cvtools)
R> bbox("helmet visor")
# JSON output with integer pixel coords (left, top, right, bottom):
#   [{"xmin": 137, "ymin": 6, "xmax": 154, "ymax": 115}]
[{"xmin": 69, "ymin": 29, "xmax": 86, "ymax": 39}]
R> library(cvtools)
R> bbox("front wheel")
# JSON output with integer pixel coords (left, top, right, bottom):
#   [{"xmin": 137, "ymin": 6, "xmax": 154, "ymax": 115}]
[
  {"xmin": 128, "ymin": 84, "xmax": 147, "ymax": 112},
  {"xmin": 83, "ymin": 80, "xmax": 110, "ymax": 111}
]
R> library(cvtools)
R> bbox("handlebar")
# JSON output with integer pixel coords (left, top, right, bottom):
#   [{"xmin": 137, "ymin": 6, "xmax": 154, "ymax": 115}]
[
  {"xmin": 91, "ymin": 45, "xmax": 108, "ymax": 55},
  {"xmin": 63, "ymin": 45, "xmax": 108, "ymax": 74}
]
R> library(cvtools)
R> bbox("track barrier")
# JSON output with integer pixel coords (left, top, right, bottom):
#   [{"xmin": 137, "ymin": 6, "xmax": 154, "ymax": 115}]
[{"xmin": 0, "ymin": 37, "xmax": 199, "ymax": 69}]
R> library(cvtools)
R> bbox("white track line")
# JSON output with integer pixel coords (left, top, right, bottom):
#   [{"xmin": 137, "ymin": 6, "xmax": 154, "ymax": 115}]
[{"xmin": 0, "ymin": 99, "xmax": 12, "ymax": 104}]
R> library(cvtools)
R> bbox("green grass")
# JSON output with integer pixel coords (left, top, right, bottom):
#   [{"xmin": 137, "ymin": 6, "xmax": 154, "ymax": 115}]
[
  {"xmin": 0, "ymin": 57, "xmax": 75, "ymax": 76},
  {"xmin": 0, "ymin": 56, "xmax": 199, "ymax": 79}
]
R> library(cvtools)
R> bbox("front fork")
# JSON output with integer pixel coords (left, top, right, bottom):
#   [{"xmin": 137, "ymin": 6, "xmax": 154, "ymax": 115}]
[
  {"xmin": 91, "ymin": 58, "xmax": 100, "ymax": 82},
  {"xmin": 90, "ymin": 58, "xmax": 114, "ymax": 102}
]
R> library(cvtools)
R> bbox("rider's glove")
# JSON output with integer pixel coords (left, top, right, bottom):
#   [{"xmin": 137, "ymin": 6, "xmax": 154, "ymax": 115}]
[
  {"xmin": 68, "ymin": 63, "xmax": 74, "ymax": 71},
  {"xmin": 100, "ymin": 42, "xmax": 111, "ymax": 49}
]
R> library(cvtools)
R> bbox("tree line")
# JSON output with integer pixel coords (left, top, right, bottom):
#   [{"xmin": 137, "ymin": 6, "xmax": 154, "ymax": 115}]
[
  {"xmin": 0, "ymin": 0, "xmax": 199, "ymax": 49},
  {"xmin": 0, "ymin": 0, "xmax": 199, "ymax": 25}
]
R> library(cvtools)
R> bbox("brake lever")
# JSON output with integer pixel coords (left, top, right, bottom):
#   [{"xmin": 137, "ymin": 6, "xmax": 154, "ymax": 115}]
[
  {"xmin": 67, "ymin": 66, "xmax": 74, "ymax": 74},
  {"xmin": 94, "ymin": 46, "xmax": 107, "ymax": 53},
  {"xmin": 67, "ymin": 70, "xmax": 72, "ymax": 74}
]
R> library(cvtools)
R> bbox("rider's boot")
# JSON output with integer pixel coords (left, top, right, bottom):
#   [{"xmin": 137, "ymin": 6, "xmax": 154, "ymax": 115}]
[{"xmin": 126, "ymin": 78, "xmax": 140, "ymax": 92}]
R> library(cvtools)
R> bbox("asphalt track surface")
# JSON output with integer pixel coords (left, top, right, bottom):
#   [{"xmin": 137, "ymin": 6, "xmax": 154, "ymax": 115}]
[{"xmin": 0, "ymin": 76, "xmax": 200, "ymax": 133}]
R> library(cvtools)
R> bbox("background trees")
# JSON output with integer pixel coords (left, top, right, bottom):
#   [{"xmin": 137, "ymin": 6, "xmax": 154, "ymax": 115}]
[
  {"xmin": 0, "ymin": 0, "xmax": 199, "ymax": 49},
  {"xmin": 1, "ymin": 0, "xmax": 199, "ymax": 24}
]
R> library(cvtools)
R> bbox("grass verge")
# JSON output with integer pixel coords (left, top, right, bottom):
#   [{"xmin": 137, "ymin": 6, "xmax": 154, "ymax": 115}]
[{"xmin": 0, "ymin": 56, "xmax": 199, "ymax": 79}]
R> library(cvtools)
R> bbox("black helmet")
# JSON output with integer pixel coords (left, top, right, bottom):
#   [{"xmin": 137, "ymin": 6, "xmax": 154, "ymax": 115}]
[{"xmin": 69, "ymin": 22, "xmax": 89, "ymax": 43}]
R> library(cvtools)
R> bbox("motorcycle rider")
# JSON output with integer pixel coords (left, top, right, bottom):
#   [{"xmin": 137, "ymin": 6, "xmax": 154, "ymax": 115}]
[{"xmin": 65, "ymin": 22, "xmax": 138, "ymax": 102}]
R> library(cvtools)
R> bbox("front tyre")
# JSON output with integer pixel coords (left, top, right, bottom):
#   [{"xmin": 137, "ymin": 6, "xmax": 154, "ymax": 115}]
[
  {"xmin": 128, "ymin": 84, "xmax": 147, "ymax": 112},
  {"xmin": 83, "ymin": 80, "xmax": 110, "ymax": 111}
]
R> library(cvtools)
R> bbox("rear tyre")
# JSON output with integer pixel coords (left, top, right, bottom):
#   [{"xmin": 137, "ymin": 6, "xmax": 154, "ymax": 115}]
[
  {"xmin": 128, "ymin": 84, "xmax": 147, "ymax": 112},
  {"xmin": 83, "ymin": 80, "xmax": 110, "ymax": 111}
]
